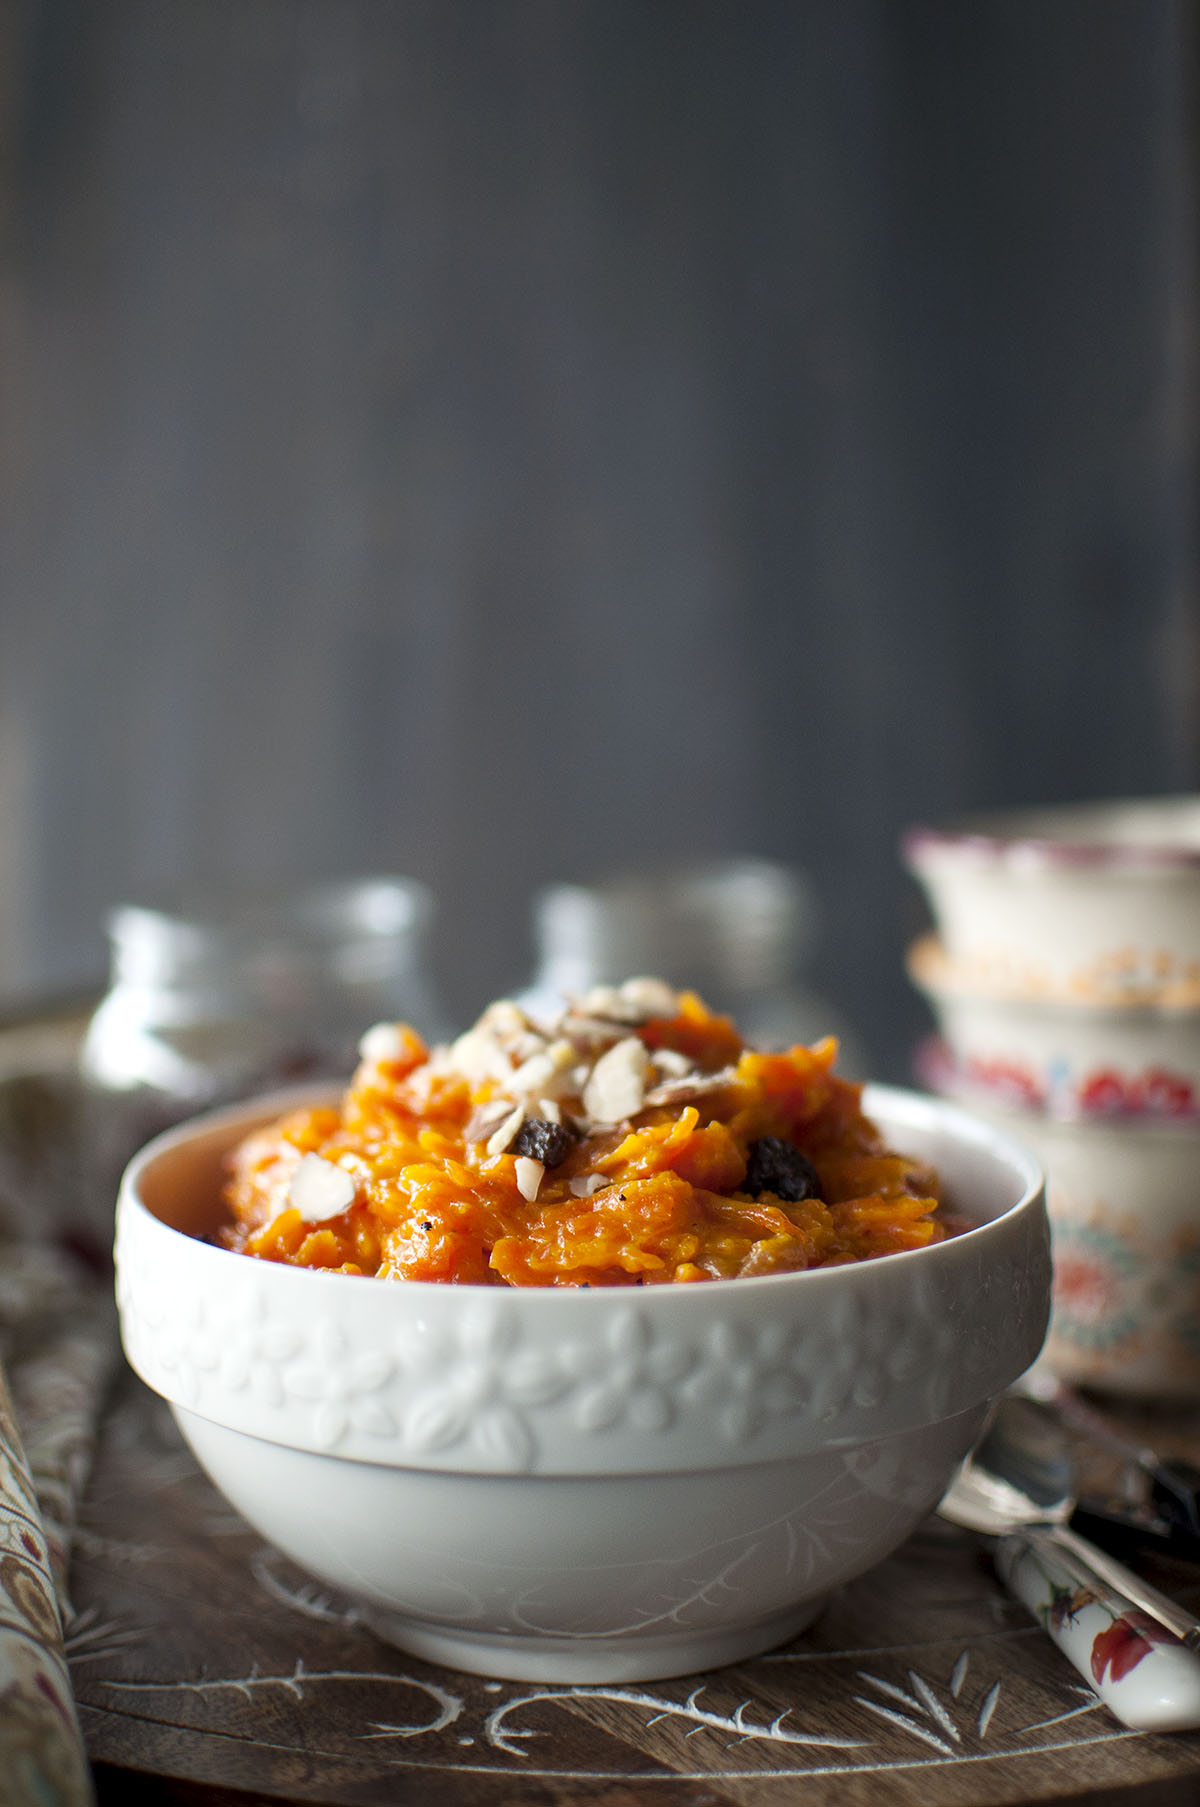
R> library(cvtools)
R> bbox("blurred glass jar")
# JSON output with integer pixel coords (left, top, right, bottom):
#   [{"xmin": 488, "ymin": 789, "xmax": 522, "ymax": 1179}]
[
  {"xmin": 517, "ymin": 858, "xmax": 867, "ymax": 1073},
  {"xmin": 80, "ymin": 876, "xmax": 444, "ymax": 1205}
]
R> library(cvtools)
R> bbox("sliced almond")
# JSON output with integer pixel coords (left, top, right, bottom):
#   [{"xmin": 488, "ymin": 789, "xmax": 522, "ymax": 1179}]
[
  {"xmin": 450, "ymin": 1026, "xmax": 509, "ymax": 1085},
  {"xmin": 577, "ymin": 983, "xmax": 636, "ymax": 1020},
  {"xmin": 465, "ymin": 1099, "xmax": 517, "ymax": 1142},
  {"xmin": 652, "ymin": 1046, "xmax": 693, "ymax": 1078},
  {"xmin": 486, "ymin": 1102, "xmax": 526, "ymax": 1157},
  {"xmin": 568, "ymin": 1172, "xmax": 608, "ymax": 1198},
  {"xmin": 509, "ymin": 1049, "xmax": 557, "ymax": 1095},
  {"xmin": 357, "ymin": 1021, "xmax": 411, "ymax": 1065},
  {"xmin": 644, "ymin": 1064, "xmax": 740, "ymax": 1107},
  {"xmin": 288, "ymin": 1153, "xmax": 357, "ymax": 1223},
  {"xmin": 479, "ymin": 1000, "xmax": 532, "ymax": 1040},
  {"xmin": 583, "ymin": 1036, "xmax": 649, "ymax": 1123},
  {"xmin": 544, "ymin": 1038, "xmax": 579, "ymax": 1087},
  {"xmin": 560, "ymin": 1013, "xmax": 630, "ymax": 1043},
  {"xmin": 574, "ymin": 977, "xmax": 680, "ymax": 1024},
  {"xmin": 514, "ymin": 1156, "xmax": 545, "ymax": 1201},
  {"xmin": 619, "ymin": 976, "xmax": 680, "ymax": 1018}
]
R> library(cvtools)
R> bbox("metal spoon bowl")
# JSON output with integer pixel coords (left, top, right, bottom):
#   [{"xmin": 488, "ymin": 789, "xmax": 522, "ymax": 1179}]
[
  {"xmin": 942, "ymin": 1393, "xmax": 1076, "ymax": 1531},
  {"xmin": 940, "ymin": 1392, "xmax": 1200, "ymax": 1732}
]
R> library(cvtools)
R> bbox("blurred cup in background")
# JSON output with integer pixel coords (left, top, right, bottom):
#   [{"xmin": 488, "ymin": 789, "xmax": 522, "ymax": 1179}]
[
  {"xmin": 79, "ymin": 876, "xmax": 445, "ymax": 1216},
  {"xmin": 517, "ymin": 856, "xmax": 867, "ymax": 1074}
]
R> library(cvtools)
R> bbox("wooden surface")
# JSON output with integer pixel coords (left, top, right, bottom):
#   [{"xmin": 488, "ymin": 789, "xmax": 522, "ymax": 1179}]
[{"xmin": 68, "ymin": 1367, "xmax": 1200, "ymax": 1807}]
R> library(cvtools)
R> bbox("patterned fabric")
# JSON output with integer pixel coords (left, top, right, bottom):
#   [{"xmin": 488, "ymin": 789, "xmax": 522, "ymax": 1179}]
[
  {"xmin": 6, "ymin": 1279, "xmax": 115, "ymax": 1619},
  {"xmin": 0, "ymin": 1362, "xmax": 95, "ymax": 1805},
  {"xmin": 0, "ymin": 1068, "xmax": 116, "ymax": 1805}
]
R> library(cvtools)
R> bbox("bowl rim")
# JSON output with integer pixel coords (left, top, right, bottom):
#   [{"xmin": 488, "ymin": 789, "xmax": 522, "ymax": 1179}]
[
  {"xmin": 114, "ymin": 1081, "xmax": 1050, "ymax": 1471},
  {"xmin": 902, "ymin": 794, "xmax": 1200, "ymax": 873},
  {"xmin": 117, "ymin": 1078, "xmax": 1045, "ymax": 1300}
]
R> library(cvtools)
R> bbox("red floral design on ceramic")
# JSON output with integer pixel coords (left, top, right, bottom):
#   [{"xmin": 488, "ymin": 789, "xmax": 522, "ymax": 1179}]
[
  {"xmin": 1076, "ymin": 1069, "xmax": 1129, "ymax": 1115},
  {"xmin": 1053, "ymin": 1254, "xmax": 1123, "ymax": 1326},
  {"xmin": 962, "ymin": 1056, "xmax": 1046, "ymax": 1111},
  {"xmin": 1076, "ymin": 1064, "xmax": 1195, "ymax": 1118},
  {"xmin": 1091, "ymin": 1610, "xmax": 1180, "ymax": 1685},
  {"xmin": 917, "ymin": 1038, "xmax": 1197, "ymax": 1122},
  {"xmin": 1137, "ymin": 1067, "xmax": 1196, "ymax": 1116}
]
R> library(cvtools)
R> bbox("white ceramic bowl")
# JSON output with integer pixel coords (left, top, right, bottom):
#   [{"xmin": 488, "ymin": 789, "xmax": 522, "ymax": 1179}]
[
  {"xmin": 903, "ymin": 796, "xmax": 1200, "ymax": 1004},
  {"xmin": 920, "ymin": 1068, "xmax": 1200, "ymax": 1403},
  {"xmin": 114, "ymin": 1085, "xmax": 1049, "ymax": 1683},
  {"xmin": 908, "ymin": 936, "xmax": 1200, "ymax": 1120}
]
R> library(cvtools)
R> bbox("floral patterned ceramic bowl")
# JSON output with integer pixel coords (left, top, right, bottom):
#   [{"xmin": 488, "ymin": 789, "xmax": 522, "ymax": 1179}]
[
  {"xmin": 908, "ymin": 936, "xmax": 1200, "ymax": 1121},
  {"xmin": 114, "ymin": 1084, "xmax": 1049, "ymax": 1684},
  {"xmin": 903, "ymin": 796, "xmax": 1200, "ymax": 1005},
  {"xmin": 919, "ymin": 1067, "xmax": 1200, "ymax": 1403}
]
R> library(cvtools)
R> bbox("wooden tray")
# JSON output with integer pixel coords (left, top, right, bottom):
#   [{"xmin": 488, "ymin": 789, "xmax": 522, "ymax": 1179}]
[{"xmin": 72, "ymin": 1369, "xmax": 1200, "ymax": 1806}]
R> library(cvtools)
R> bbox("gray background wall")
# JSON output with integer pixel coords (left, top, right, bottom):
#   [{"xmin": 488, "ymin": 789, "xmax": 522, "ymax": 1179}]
[{"xmin": 2, "ymin": 0, "xmax": 1196, "ymax": 1079}]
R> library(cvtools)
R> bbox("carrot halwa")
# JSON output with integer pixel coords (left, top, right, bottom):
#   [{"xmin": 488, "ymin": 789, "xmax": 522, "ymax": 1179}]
[{"xmin": 220, "ymin": 979, "xmax": 950, "ymax": 1286}]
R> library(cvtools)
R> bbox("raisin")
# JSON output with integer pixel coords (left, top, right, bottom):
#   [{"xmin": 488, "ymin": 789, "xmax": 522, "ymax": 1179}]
[
  {"xmin": 743, "ymin": 1137, "xmax": 822, "ymax": 1203},
  {"xmin": 512, "ymin": 1116, "xmax": 577, "ymax": 1168}
]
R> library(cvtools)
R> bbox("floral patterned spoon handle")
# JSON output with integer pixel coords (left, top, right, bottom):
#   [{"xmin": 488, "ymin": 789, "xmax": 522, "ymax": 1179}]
[{"xmin": 996, "ymin": 1526, "xmax": 1200, "ymax": 1731}]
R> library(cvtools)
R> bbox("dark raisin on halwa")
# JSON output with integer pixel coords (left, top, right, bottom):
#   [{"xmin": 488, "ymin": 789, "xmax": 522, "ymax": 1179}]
[
  {"xmin": 743, "ymin": 1136, "xmax": 822, "ymax": 1203},
  {"xmin": 512, "ymin": 1116, "xmax": 577, "ymax": 1168}
]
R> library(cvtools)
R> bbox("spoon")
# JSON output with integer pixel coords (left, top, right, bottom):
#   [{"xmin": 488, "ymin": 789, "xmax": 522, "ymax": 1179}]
[
  {"xmin": 1018, "ymin": 1372, "xmax": 1200, "ymax": 1555},
  {"xmin": 940, "ymin": 1392, "xmax": 1200, "ymax": 1731}
]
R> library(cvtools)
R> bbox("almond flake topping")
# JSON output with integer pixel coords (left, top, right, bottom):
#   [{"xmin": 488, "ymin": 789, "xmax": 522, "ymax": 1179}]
[
  {"xmin": 576, "ymin": 977, "xmax": 679, "ymax": 1024},
  {"xmin": 559, "ymin": 1013, "xmax": 633, "ymax": 1043},
  {"xmin": 577, "ymin": 984, "xmax": 636, "ymax": 1021},
  {"xmin": 357, "ymin": 1021, "xmax": 412, "ymax": 1065},
  {"xmin": 569, "ymin": 1172, "xmax": 608, "ymax": 1198},
  {"xmin": 514, "ymin": 1156, "xmax": 545, "ymax": 1201},
  {"xmin": 446, "ymin": 976, "xmax": 693, "ymax": 1151},
  {"xmin": 479, "ymin": 1000, "xmax": 532, "ymax": 1039},
  {"xmin": 486, "ymin": 1103, "xmax": 526, "ymax": 1157},
  {"xmin": 449, "ymin": 1026, "xmax": 510, "ymax": 1086},
  {"xmin": 583, "ymin": 1036, "xmax": 649, "ymax": 1123},
  {"xmin": 288, "ymin": 1153, "xmax": 357, "ymax": 1223},
  {"xmin": 507, "ymin": 1050, "xmax": 553, "ymax": 1095},
  {"xmin": 511, "ymin": 1038, "xmax": 576, "ymax": 1097},
  {"xmin": 644, "ymin": 1064, "xmax": 739, "ymax": 1107},
  {"xmin": 465, "ymin": 1099, "xmax": 516, "ymax": 1142},
  {"xmin": 618, "ymin": 976, "xmax": 680, "ymax": 1018}
]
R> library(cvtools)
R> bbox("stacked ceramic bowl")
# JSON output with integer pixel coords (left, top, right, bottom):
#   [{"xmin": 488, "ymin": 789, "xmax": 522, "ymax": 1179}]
[{"xmin": 903, "ymin": 795, "xmax": 1200, "ymax": 1402}]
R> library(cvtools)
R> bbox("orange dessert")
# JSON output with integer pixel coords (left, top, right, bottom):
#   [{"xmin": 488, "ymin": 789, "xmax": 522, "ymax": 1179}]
[{"xmin": 220, "ymin": 980, "xmax": 948, "ymax": 1286}]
